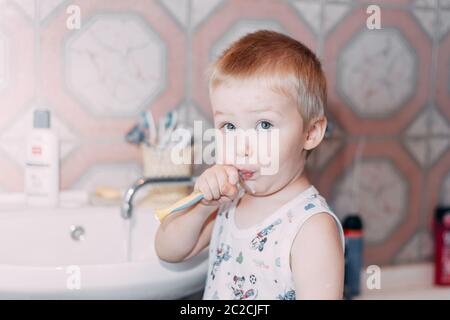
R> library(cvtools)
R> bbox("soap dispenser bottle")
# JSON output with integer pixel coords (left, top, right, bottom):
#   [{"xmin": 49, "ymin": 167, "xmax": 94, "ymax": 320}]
[{"xmin": 25, "ymin": 109, "xmax": 59, "ymax": 207}]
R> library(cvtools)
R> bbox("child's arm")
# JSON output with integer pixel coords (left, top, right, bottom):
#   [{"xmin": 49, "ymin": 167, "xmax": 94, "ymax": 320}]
[
  {"xmin": 155, "ymin": 165, "xmax": 240, "ymax": 263},
  {"xmin": 290, "ymin": 213, "xmax": 345, "ymax": 299},
  {"xmin": 155, "ymin": 202, "xmax": 218, "ymax": 263}
]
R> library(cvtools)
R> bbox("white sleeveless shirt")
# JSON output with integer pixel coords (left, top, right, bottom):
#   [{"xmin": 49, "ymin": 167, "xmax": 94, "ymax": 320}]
[{"xmin": 202, "ymin": 185, "xmax": 345, "ymax": 300}]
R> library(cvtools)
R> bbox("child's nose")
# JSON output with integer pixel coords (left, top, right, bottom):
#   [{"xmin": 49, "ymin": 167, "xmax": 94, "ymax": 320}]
[{"xmin": 236, "ymin": 135, "xmax": 253, "ymax": 158}]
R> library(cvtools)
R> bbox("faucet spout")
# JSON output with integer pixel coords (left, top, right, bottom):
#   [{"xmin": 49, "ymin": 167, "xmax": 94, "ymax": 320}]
[{"xmin": 120, "ymin": 176, "xmax": 194, "ymax": 219}]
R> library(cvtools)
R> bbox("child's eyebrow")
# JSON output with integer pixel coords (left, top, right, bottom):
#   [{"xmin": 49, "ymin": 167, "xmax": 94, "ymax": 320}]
[
  {"xmin": 214, "ymin": 108, "xmax": 282, "ymax": 116},
  {"xmin": 214, "ymin": 110, "xmax": 227, "ymax": 116},
  {"xmin": 248, "ymin": 107, "xmax": 282, "ymax": 115}
]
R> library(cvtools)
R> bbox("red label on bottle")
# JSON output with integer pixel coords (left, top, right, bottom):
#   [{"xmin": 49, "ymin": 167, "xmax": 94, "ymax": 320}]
[
  {"xmin": 344, "ymin": 229, "xmax": 363, "ymax": 237},
  {"xmin": 32, "ymin": 146, "xmax": 42, "ymax": 155}
]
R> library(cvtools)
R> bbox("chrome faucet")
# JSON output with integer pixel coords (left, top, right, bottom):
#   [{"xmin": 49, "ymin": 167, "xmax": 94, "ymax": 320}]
[{"xmin": 120, "ymin": 176, "xmax": 195, "ymax": 219}]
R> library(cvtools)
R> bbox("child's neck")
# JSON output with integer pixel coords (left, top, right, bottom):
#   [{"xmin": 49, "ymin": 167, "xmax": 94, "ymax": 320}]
[
  {"xmin": 234, "ymin": 171, "xmax": 312, "ymax": 229},
  {"xmin": 261, "ymin": 170, "xmax": 311, "ymax": 204}
]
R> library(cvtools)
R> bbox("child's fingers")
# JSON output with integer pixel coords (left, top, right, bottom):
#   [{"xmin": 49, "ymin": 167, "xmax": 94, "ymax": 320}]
[
  {"xmin": 221, "ymin": 181, "xmax": 238, "ymax": 199},
  {"xmin": 215, "ymin": 168, "xmax": 229, "ymax": 194},
  {"xmin": 223, "ymin": 165, "xmax": 239, "ymax": 185},
  {"xmin": 195, "ymin": 177, "xmax": 213, "ymax": 201},
  {"xmin": 218, "ymin": 197, "xmax": 231, "ymax": 206},
  {"xmin": 205, "ymin": 172, "xmax": 221, "ymax": 200}
]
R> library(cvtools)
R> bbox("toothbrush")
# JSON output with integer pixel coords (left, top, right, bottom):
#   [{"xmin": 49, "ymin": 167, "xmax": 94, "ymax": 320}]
[
  {"xmin": 155, "ymin": 191, "xmax": 204, "ymax": 222},
  {"xmin": 154, "ymin": 171, "xmax": 254, "ymax": 222}
]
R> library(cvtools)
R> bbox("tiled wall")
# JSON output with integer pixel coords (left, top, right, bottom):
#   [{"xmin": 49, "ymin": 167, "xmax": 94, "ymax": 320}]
[{"xmin": 0, "ymin": 0, "xmax": 449, "ymax": 266}]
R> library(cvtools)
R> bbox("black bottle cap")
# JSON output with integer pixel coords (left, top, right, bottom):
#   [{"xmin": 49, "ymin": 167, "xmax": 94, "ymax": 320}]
[
  {"xmin": 343, "ymin": 214, "xmax": 363, "ymax": 230},
  {"xmin": 435, "ymin": 206, "xmax": 450, "ymax": 223}
]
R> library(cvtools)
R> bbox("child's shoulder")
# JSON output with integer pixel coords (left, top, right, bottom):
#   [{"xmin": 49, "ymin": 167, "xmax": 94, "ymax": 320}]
[
  {"xmin": 288, "ymin": 186, "xmax": 334, "ymax": 218},
  {"xmin": 285, "ymin": 187, "xmax": 345, "ymax": 249}
]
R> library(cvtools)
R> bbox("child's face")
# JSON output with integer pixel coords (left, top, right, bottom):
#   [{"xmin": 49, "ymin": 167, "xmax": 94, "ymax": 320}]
[{"xmin": 211, "ymin": 78, "xmax": 309, "ymax": 196}]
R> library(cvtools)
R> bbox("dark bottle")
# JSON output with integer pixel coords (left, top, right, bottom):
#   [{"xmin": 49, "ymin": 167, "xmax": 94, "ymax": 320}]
[
  {"xmin": 434, "ymin": 206, "xmax": 450, "ymax": 286},
  {"xmin": 343, "ymin": 215, "xmax": 364, "ymax": 299}
]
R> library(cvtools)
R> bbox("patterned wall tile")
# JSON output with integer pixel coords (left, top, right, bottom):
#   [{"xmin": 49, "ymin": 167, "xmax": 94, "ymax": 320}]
[
  {"xmin": 60, "ymin": 141, "xmax": 142, "ymax": 189},
  {"xmin": 311, "ymin": 138, "xmax": 345, "ymax": 171},
  {"xmin": 338, "ymin": 29, "xmax": 416, "ymax": 118},
  {"xmin": 413, "ymin": 0, "xmax": 438, "ymax": 7},
  {"xmin": 411, "ymin": 6, "xmax": 437, "ymax": 40},
  {"xmin": 426, "ymin": 149, "xmax": 450, "ymax": 231},
  {"xmin": 437, "ymin": 9, "xmax": 450, "ymax": 39},
  {"xmin": 430, "ymin": 108, "xmax": 450, "ymax": 135},
  {"xmin": 307, "ymin": 115, "xmax": 346, "ymax": 176},
  {"xmin": 394, "ymin": 229, "xmax": 433, "ymax": 264},
  {"xmin": 318, "ymin": 140, "xmax": 422, "ymax": 265},
  {"xmin": 0, "ymin": 2, "xmax": 35, "ymax": 130},
  {"xmin": 402, "ymin": 107, "xmax": 449, "ymax": 168},
  {"xmin": 0, "ymin": 105, "xmax": 79, "ymax": 165},
  {"xmin": 402, "ymin": 108, "xmax": 429, "ymax": 167},
  {"xmin": 13, "ymin": 0, "xmax": 68, "ymax": 22},
  {"xmin": 0, "ymin": 1, "xmax": 37, "ymax": 191},
  {"xmin": 191, "ymin": 0, "xmax": 225, "ymax": 30},
  {"xmin": 332, "ymin": 158, "xmax": 408, "ymax": 244},
  {"xmin": 441, "ymin": 171, "xmax": 450, "ymax": 206},
  {"xmin": 192, "ymin": 0, "xmax": 316, "ymax": 117},
  {"xmin": 436, "ymin": 10, "xmax": 450, "ymax": 121},
  {"xmin": 323, "ymin": 1, "xmax": 352, "ymax": 36},
  {"xmin": 289, "ymin": 0, "xmax": 322, "ymax": 35},
  {"xmin": 324, "ymin": 7, "xmax": 431, "ymax": 135},
  {"xmin": 440, "ymin": 0, "xmax": 450, "ymax": 8},
  {"xmin": 159, "ymin": 0, "xmax": 189, "ymax": 28},
  {"xmin": 65, "ymin": 14, "xmax": 166, "ymax": 118},
  {"xmin": 37, "ymin": 0, "xmax": 186, "ymax": 188},
  {"xmin": 72, "ymin": 162, "xmax": 142, "ymax": 192}
]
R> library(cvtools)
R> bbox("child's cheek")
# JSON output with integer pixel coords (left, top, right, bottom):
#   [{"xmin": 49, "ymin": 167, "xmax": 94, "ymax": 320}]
[{"xmin": 256, "ymin": 129, "xmax": 280, "ymax": 175}]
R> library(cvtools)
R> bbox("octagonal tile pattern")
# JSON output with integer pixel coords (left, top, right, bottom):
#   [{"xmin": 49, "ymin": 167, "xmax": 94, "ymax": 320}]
[
  {"xmin": 160, "ymin": 0, "xmax": 225, "ymax": 30},
  {"xmin": 337, "ymin": 28, "xmax": 416, "ymax": 118},
  {"xmin": 402, "ymin": 107, "xmax": 450, "ymax": 168},
  {"xmin": 440, "ymin": 171, "xmax": 450, "ymax": 206},
  {"xmin": 65, "ymin": 13, "xmax": 166, "ymax": 118},
  {"xmin": 324, "ymin": 7, "xmax": 431, "ymax": 135},
  {"xmin": 13, "ymin": 0, "xmax": 68, "ymax": 22},
  {"xmin": 332, "ymin": 159, "xmax": 407, "ymax": 244},
  {"xmin": 318, "ymin": 140, "xmax": 422, "ymax": 265},
  {"xmin": 72, "ymin": 162, "xmax": 142, "ymax": 192},
  {"xmin": 436, "ymin": 9, "xmax": 450, "ymax": 121}
]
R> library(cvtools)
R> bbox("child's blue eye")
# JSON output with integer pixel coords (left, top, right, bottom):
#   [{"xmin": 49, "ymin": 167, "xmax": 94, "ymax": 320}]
[
  {"xmin": 256, "ymin": 121, "xmax": 273, "ymax": 130},
  {"xmin": 224, "ymin": 123, "xmax": 236, "ymax": 131}
]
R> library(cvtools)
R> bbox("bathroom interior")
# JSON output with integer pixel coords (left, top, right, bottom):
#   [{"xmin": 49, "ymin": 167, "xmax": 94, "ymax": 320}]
[{"xmin": 0, "ymin": 0, "xmax": 449, "ymax": 299}]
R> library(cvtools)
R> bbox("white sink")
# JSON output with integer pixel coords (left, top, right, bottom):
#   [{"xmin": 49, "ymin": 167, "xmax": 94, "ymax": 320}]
[{"xmin": 0, "ymin": 191, "xmax": 208, "ymax": 299}]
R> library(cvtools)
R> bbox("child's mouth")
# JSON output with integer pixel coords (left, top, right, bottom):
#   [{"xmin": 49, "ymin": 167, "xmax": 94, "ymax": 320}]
[{"xmin": 238, "ymin": 169, "xmax": 255, "ymax": 180}]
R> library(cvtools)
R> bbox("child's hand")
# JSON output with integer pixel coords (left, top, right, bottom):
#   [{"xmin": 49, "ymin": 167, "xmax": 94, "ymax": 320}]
[{"xmin": 194, "ymin": 165, "xmax": 240, "ymax": 206}]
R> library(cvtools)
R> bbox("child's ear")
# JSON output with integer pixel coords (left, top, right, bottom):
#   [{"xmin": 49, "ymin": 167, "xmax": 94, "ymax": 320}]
[{"xmin": 303, "ymin": 117, "xmax": 327, "ymax": 151}]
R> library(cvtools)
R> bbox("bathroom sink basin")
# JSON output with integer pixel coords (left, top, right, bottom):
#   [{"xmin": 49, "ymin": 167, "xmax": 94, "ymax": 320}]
[{"xmin": 0, "ymin": 193, "xmax": 208, "ymax": 299}]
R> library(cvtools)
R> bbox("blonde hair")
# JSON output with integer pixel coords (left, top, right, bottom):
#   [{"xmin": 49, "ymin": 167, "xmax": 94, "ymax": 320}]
[{"xmin": 208, "ymin": 30, "xmax": 326, "ymax": 129}]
